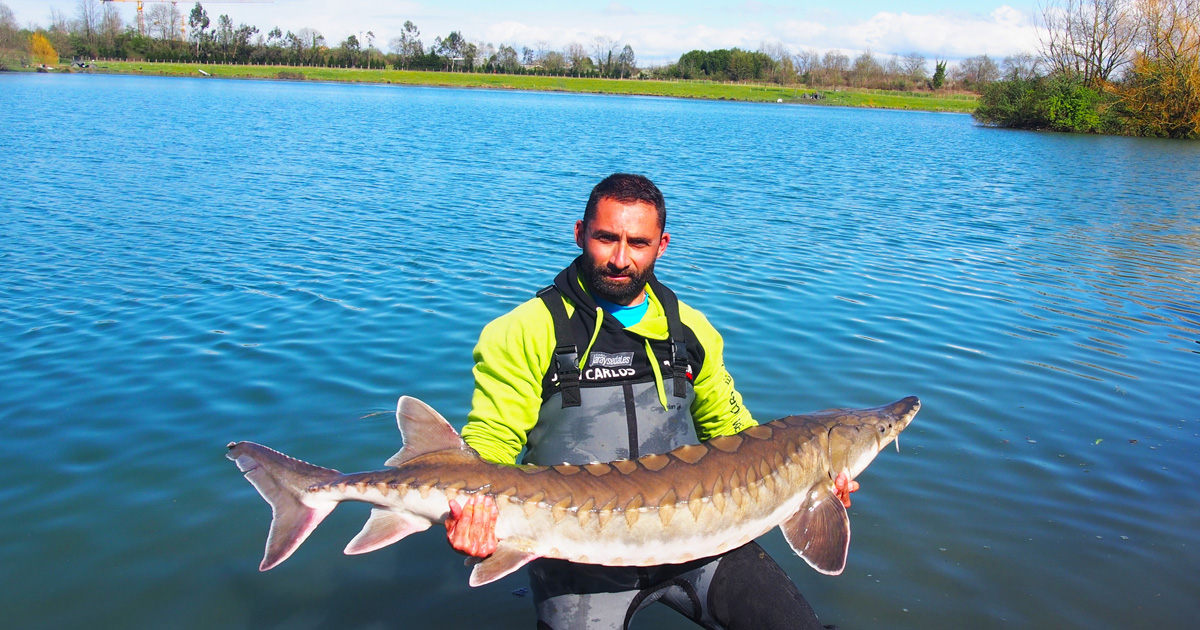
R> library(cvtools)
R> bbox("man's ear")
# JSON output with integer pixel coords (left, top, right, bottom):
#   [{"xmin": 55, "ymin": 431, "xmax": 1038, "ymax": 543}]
[
  {"xmin": 574, "ymin": 220, "xmax": 585, "ymax": 249},
  {"xmin": 656, "ymin": 232, "xmax": 670, "ymax": 259}
]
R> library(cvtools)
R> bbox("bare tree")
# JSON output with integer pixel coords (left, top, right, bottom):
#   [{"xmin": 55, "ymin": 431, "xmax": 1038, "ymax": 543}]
[
  {"xmin": 794, "ymin": 48, "xmax": 821, "ymax": 80},
  {"xmin": 850, "ymin": 49, "xmax": 883, "ymax": 87},
  {"xmin": 591, "ymin": 35, "xmax": 617, "ymax": 75},
  {"xmin": 902, "ymin": 52, "xmax": 929, "ymax": 79},
  {"xmin": 956, "ymin": 54, "xmax": 1002, "ymax": 87},
  {"xmin": 1002, "ymin": 52, "xmax": 1043, "ymax": 79},
  {"xmin": 99, "ymin": 2, "xmax": 122, "ymax": 47},
  {"xmin": 75, "ymin": 0, "xmax": 101, "ymax": 45},
  {"xmin": 820, "ymin": 50, "xmax": 850, "ymax": 85},
  {"xmin": 567, "ymin": 41, "xmax": 589, "ymax": 73},
  {"xmin": 760, "ymin": 40, "xmax": 797, "ymax": 84},
  {"xmin": 1039, "ymin": 0, "xmax": 1139, "ymax": 84},
  {"xmin": 146, "ymin": 3, "xmax": 181, "ymax": 40},
  {"xmin": 47, "ymin": 8, "xmax": 73, "ymax": 54}
]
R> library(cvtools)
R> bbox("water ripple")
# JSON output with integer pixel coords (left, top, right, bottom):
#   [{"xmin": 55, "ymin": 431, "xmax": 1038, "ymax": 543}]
[{"xmin": 2, "ymin": 74, "xmax": 1199, "ymax": 630}]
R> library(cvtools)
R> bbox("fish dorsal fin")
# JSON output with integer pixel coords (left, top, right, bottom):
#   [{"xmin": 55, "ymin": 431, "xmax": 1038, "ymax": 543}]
[
  {"xmin": 385, "ymin": 396, "xmax": 467, "ymax": 467},
  {"xmin": 779, "ymin": 482, "xmax": 851, "ymax": 575}
]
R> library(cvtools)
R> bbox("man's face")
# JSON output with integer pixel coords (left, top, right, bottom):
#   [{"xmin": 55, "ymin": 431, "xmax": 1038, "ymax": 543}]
[{"xmin": 575, "ymin": 197, "xmax": 670, "ymax": 306}]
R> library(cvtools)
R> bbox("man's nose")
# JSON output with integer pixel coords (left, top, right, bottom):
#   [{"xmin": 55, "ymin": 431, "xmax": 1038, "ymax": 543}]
[{"xmin": 610, "ymin": 240, "xmax": 630, "ymax": 269}]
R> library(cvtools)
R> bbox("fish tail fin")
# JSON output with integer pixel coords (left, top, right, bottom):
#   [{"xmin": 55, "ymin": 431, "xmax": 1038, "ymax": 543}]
[{"xmin": 227, "ymin": 441, "xmax": 342, "ymax": 571}]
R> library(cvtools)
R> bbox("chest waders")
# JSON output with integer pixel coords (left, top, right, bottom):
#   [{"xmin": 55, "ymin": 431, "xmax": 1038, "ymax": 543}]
[
  {"xmin": 524, "ymin": 280, "xmax": 698, "ymax": 468},
  {"xmin": 520, "ymin": 264, "xmax": 824, "ymax": 630}
]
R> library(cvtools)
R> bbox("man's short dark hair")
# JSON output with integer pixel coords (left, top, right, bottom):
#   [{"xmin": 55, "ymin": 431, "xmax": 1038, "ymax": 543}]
[{"xmin": 584, "ymin": 173, "xmax": 667, "ymax": 232}]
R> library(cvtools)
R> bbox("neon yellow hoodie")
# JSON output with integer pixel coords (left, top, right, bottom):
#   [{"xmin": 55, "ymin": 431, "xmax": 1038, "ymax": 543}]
[{"xmin": 462, "ymin": 284, "xmax": 756, "ymax": 465}]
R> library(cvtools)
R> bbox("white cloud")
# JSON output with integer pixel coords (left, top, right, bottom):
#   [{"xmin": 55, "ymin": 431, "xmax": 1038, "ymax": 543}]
[{"xmin": 836, "ymin": 8, "xmax": 1040, "ymax": 59}]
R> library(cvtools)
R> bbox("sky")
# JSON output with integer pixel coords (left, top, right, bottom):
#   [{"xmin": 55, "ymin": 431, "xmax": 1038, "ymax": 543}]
[{"xmin": 4, "ymin": 1, "xmax": 1045, "ymax": 64}]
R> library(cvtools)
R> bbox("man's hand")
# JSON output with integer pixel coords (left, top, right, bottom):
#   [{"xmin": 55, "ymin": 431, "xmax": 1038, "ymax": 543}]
[
  {"xmin": 446, "ymin": 493, "xmax": 499, "ymax": 557},
  {"xmin": 834, "ymin": 471, "xmax": 860, "ymax": 508}
]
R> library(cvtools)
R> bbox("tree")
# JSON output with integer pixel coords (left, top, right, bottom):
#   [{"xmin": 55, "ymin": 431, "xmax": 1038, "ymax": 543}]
[
  {"xmin": 494, "ymin": 44, "xmax": 519, "ymax": 73},
  {"xmin": 1113, "ymin": 0, "xmax": 1200, "ymax": 138},
  {"xmin": 31, "ymin": 32, "xmax": 58, "ymax": 65},
  {"xmin": 566, "ymin": 41, "xmax": 589, "ymax": 75},
  {"xmin": 818, "ymin": 50, "xmax": 849, "ymax": 86},
  {"xmin": 339, "ymin": 33, "xmax": 359, "ymax": 66},
  {"xmin": 957, "ymin": 54, "xmax": 1001, "ymax": 88},
  {"xmin": 851, "ymin": 49, "xmax": 884, "ymax": 87},
  {"xmin": 1039, "ymin": 0, "xmax": 1139, "ymax": 86},
  {"xmin": 760, "ymin": 41, "xmax": 796, "ymax": 84},
  {"xmin": 727, "ymin": 48, "xmax": 758, "ymax": 81},
  {"xmin": 390, "ymin": 20, "xmax": 421, "ymax": 70},
  {"xmin": 46, "ymin": 8, "xmax": 72, "ymax": 58},
  {"xmin": 1, "ymin": 2, "xmax": 20, "ymax": 52},
  {"xmin": 99, "ymin": 1, "xmax": 121, "ymax": 49},
  {"xmin": 542, "ymin": 50, "xmax": 566, "ymax": 74},
  {"xmin": 75, "ymin": 0, "xmax": 100, "ymax": 45},
  {"xmin": 902, "ymin": 52, "xmax": 928, "ymax": 80},
  {"xmin": 617, "ymin": 44, "xmax": 636, "ymax": 78},
  {"xmin": 932, "ymin": 59, "xmax": 947, "ymax": 89},
  {"xmin": 433, "ymin": 31, "xmax": 465, "ymax": 69},
  {"xmin": 794, "ymin": 48, "xmax": 820, "ymax": 82},
  {"xmin": 147, "ymin": 3, "xmax": 182, "ymax": 40},
  {"xmin": 188, "ymin": 2, "xmax": 210, "ymax": 56},
  {"xmin": 289, "ymin": 27, "xmax": 324, "ymax": 64},
  {"xmin": 215, "ymin": 14, "xmax": 234, "ymax": 54},
  {"xmin": 591, "ymin": 35, "xmax": 616, "ymax": 76},
  {"xmin": 461, "ymin": 41, "xmax": 478, "ymax": 70},
  {"xmin": 1002, "ymin": 52, "xmax": 1042, "ymax": 79}
]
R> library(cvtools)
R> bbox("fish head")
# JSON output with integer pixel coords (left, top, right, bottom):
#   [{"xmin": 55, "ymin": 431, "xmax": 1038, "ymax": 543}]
[{"xmin": 825, "ymin": 396, "xmax": 920, "ymax": 480}]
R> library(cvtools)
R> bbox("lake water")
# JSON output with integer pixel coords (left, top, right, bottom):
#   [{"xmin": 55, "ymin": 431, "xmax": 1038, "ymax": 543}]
[{"xmin": 2, "ymin": 72, "xmax": 1198, "ymax": 629}]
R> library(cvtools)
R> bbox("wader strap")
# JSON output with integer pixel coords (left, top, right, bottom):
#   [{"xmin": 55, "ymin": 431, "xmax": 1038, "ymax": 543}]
[
  {"xmin": 537, "ymin": 286, "xmax": 581, "ymax": 408},
  {"xmin": 650, "ymin": 280, "xmax": 689, "ymax": 400}
]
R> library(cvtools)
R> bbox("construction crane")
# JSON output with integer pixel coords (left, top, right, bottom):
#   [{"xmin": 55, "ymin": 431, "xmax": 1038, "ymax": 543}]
[{"xmin": 101, "ymin": 1, "xmax": 273, "ymax": 38}]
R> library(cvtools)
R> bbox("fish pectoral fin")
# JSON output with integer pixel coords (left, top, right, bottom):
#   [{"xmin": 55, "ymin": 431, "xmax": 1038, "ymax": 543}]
[
  {"xmin": 344, "ymin": 508, "xmax": 432, "ymax": 555},
  {"xmin": 468, "ymin": 540, "xmax": 540, "ymax": 587},
  {"xmin": 780, "ymin": 485, "xmax": 851, "ymax": 576}
]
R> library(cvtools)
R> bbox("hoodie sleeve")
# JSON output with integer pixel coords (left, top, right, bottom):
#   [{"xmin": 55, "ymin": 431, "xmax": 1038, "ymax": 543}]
[
  {"xmin": 460, "ymin": 298, "xmax": 557, "ymax": 465},
  {"xmin": 679, "ymin": 303, "xmax": 757, "ymax": 440}
]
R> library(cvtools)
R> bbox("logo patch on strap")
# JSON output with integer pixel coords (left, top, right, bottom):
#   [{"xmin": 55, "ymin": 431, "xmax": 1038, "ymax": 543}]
[{"xmin": 588, "ymin": 352, "xmax": 635, "ymax": 368}]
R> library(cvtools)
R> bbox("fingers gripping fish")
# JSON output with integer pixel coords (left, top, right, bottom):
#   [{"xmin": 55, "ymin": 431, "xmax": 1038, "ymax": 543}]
[{"xmin": 227, "ymin": 395, "xmax": 919, "ymax": 586}]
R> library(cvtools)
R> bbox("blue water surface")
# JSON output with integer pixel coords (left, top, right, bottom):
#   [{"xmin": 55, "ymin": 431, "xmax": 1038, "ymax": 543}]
[{"xmin": 1, "ymin": 72, "xmax": 1198, "ymax": 629}]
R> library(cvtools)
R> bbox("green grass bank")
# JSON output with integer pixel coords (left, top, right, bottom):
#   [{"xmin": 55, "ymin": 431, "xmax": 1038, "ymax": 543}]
[{"xmin": 61, "ymin": 60, "xmax": 978, "ymax": 113}]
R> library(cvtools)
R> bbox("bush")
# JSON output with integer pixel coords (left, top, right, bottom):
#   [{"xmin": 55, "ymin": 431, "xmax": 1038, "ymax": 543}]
[
  {"xmin": 975, "ymin": 73, "xmax": 1120, "ymax": 133},
  {"xmin": 974, "ymin": 77, "xmax": 1049, "ymax": 128}
]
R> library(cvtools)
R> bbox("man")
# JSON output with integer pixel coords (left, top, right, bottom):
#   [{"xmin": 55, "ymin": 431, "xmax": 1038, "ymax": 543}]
[{"xmin": 447, "ymin": 174, "xmax": 833, "ymax": 629}]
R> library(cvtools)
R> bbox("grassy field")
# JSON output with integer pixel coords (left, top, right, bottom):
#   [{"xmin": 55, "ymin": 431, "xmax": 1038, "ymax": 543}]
[{"xmin": 64, "ymin": 60, "xmax": 979, "ymax": 113}]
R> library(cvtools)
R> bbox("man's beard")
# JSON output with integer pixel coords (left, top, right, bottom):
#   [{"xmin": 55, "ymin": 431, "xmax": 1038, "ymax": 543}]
[{"xmin": 580, "ymin": 255, "xmax": 655, "ymax": 305}]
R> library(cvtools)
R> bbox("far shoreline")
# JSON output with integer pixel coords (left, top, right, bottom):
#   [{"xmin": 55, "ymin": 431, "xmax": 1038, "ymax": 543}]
[{"xmin": 28, "ymin": 60, "xmax": 979, "ymax": 114}]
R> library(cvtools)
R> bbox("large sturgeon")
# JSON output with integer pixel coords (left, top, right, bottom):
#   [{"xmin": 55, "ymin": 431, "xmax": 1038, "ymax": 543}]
[{"xmin": 227, "ymin": 395, "xmax": 919, "ymax": 586}]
